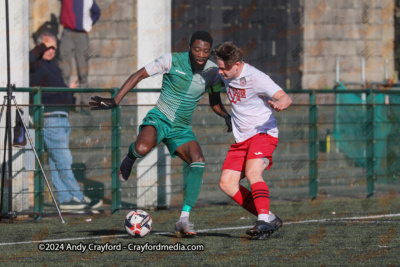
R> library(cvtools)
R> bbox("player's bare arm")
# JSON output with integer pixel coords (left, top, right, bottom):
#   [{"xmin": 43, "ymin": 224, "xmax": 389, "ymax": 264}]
[
  {"xmin": 89, "ymin": 67, "xmax": 149, "ymax": 110},
  {"xmin": 268, "ymin": 90, "xmax": 292, "ymax": 112},
  {"xmin": 114, "ymin": 67, "xmax": 150, "ymax": 104}
]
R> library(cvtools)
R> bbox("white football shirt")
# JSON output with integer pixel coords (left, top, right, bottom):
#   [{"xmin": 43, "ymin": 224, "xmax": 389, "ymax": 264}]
[{"xmin": 223, "ymin": 63, "xmax": 282, "ymax": 142}]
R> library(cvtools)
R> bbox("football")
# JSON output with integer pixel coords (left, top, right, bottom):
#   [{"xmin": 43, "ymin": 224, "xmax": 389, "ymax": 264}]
[{"xmin": 124, "ymin": 210, "xmax": 152, "ymax": 237}]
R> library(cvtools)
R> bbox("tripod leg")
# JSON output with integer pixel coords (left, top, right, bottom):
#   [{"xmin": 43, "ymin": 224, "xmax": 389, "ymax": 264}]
[
  {"xmin": 0, "ymin": 96, "xmax": 7, "ymax": 125},
  {"xmin": 0, "ymin": 118, "xmax": 8, "ymax": 216},
  {"xmin": 13, "ymin": 98, "xmax": 65, "ymax": 224}
]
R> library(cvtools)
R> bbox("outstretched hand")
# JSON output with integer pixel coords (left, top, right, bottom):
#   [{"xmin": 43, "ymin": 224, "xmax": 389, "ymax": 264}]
[
  {"xmin": 89, "ymin": 96, "xmax": 117, "ymax": 110},
  {"xmin": 69, "ymin": 78, "xmax": 79, "ymax": 88}
]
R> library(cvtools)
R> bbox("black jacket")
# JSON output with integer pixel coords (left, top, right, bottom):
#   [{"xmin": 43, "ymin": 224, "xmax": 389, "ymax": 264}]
[{"xmin": 29, "ymin": 43, "xmax": 74, "ymax": 113}]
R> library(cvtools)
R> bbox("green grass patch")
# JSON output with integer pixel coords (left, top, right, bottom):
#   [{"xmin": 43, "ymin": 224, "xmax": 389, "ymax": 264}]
[{"xmin": 0, "ymin": 197, "xmax": 399, "ymax": 266}]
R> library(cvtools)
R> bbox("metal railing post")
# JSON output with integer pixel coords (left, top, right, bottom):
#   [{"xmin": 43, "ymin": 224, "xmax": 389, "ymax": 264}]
[
  {"xmin": 33, "ymin": 87, "xmax": 44, "ymax": 219},
  {"xmin": 309, "ymin": 91, "xmax": 318, "ymax": 199},
  {"xmin": 111, "ymin": 88, "xmax": 121, "ymax": 213},
  {"xmin": 366, "ymin": 89, "xmax": 375, "ymax": 197}
]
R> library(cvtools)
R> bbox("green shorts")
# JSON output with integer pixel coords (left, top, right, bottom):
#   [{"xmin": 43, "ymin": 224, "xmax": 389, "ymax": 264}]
[{"xmin": 139, "ymin": 107, "xmax": 197, "ymax": 157}]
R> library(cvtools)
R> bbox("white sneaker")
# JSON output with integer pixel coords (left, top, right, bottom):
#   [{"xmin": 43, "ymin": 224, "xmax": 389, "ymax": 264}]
[
  {"xmin": 174, "ymin": 217, "xmax": 197, "ymax": 236},
  {"xmin": 59, "ymin": 196, "xmax": 86, "ymax": 210},
  {"xmin": 81, "ymin": 196, "xmax": 103, "ymax": 209}
]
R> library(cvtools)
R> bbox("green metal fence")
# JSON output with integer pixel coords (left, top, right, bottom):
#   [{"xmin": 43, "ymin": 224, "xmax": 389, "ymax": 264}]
[{"xmin": 0, "ymin": 87, "xmax": 399, "ymax": 217}]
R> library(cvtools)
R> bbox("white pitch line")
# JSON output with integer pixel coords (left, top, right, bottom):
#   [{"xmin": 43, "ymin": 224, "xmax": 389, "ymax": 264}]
[
  {"xmin": 0, "ymin": 234, "xmax": 128, "ymax": 246},
  {"xmin": 281, "ymin": 212, "xmax": 400, "ymax": 225},
  {"xmin": 1, "ymin": 213, "xmax": 400, "ymax": 246},
  {"xmin": 154, "ymin": 213, "xmax": 400, "ymax": 235}
]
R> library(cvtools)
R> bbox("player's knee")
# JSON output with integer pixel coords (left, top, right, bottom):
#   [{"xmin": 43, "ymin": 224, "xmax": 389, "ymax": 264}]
[
  {"xmin": 134, "ymin": 142, "xmax": 152, "ymax": 157},
  {"xmin": 191, "ymin": 154, "xmax": 205, "ymax": 163},
  {"xmin": 219, "ymin": 176, "xmax": 233, "ymax": 194},
  {"xmin": 245, "ymin": 169, "xmax": 263, "ymax": 183},
  {"xmin": 244, "ymin": 169, "xmax": 254, "ymax": 179},
  {"xmin": 219, "ymin": 179, "xmax": 229, "ymax": 193}
]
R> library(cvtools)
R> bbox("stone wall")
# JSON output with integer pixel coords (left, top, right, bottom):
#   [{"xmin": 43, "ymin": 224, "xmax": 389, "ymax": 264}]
[
  {"xmin": 29, "ymin": 0, "xmax": 136, "ymax": 99},
  {"xmin": 301, "ymin": 0, "xmax": 395, "ymax": 89},
  {"xmin": 28, "ymin": 0, "xmax": 396, "ymax": 91},
  {"xmin": 88, "ymin": 0, "xmax": 136, "ymax": 92}
]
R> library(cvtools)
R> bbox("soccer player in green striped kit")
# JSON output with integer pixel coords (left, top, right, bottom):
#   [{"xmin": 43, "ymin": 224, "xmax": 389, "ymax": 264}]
[{"xmin": 90, "ymin": 31, "xmax": 231, "ymax": 236}]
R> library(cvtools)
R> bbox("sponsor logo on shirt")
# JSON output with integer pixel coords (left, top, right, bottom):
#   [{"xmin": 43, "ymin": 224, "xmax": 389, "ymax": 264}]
[
  {"xmin": 175, "ymin": 69, "xmax": 186, "ymax": 75},
  {"xmin": 254, "ymin": 152, "xmax": 263, "ymax": 155},
  {"xmin": 240, "ymin": 77, "xmax": 246, "ymax": 86},
  {"xmin": 228, "ymin": 87, "xmax": 246, "ymax": 103}
]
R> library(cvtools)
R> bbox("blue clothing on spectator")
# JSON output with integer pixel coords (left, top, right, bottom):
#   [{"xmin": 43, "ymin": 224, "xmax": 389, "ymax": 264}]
[{"xmin": 44, "ymin": 116, "xmax": 84, "ymax": 203}]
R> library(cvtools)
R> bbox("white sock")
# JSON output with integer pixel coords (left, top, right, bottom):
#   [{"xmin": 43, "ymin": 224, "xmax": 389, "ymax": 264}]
[
  {"xmin": 258, "ymin": 213, "xmax": 269, "ymax": 222},
  {"xmin": 180, "ymin": 211, "xmax": 190, "ymax": 220},
  {"xmin": 268, "ymin": 211, "xmax": 276, "ymax": 222}
]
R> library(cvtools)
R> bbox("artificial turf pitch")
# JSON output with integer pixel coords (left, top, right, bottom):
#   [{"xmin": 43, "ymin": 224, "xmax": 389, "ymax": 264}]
[{"xmin": 0, "ymin": 197, "xmax": 399, "ymax": 266}]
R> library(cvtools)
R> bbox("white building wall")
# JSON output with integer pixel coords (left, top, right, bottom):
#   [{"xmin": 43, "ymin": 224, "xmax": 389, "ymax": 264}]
[
  {"xmin": 136, "ymin": 0, "xmax": 171, "ymax": 208},
  {"xmin": 0, "ymin": 0, "xmax": 30, "ymax": 212}
]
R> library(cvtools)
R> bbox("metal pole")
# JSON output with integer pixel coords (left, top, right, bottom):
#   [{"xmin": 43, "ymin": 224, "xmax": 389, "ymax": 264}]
[
  {"xmin": 111, "ymin": 88, "xmax": 121, "ymax": 214},
  {"xmin": 33, "ymin": 89, "xmax": 44, "ymax": 219},
  {"xmin": 0, "ymin": 97, "xmax": 7, "ymax": 215},
  {"xmin": 309, "ymin": 91, "xmax": 318, "ymax": 199},
  {"xmin": 0, "ymin": 112, "xmax": 8, "ymax": 215},
  {"xmin": 5, "ymin": 0, "xmax": 13, "ymax": 222},
  {"xmin": 366, "ymin": 90, "xmax": 375, "ymax": 197},
  {"xmin": 5, "ymin": 1, "xmax": 10, "ymax": 86}
]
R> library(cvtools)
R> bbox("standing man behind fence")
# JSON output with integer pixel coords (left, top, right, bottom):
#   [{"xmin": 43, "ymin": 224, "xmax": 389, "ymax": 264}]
[
  {"xmin": 59, "ymin": 0, "xmax": 101, "ymax": 105},
  {"xmin": 29, "ymin": 31, "xmax": 102, "ymax": 211}
]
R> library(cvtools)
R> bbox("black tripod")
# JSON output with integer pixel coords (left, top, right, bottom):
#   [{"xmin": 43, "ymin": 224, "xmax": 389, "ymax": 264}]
[{"xmin": 0, "ymin": 0, "xmax": 64, "ymax": 223}]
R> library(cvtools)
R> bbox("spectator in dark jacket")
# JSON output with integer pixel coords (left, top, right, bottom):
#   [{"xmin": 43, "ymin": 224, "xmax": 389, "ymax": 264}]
[{"xmin": 30, "ymin": 31, "xmax": 102, "ymax": 210}]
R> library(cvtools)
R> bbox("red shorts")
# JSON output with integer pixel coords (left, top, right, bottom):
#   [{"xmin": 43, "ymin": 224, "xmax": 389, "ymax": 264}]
[{"xmin": 222, "ymin": 133, "xmax": 279, "ymax": 172}]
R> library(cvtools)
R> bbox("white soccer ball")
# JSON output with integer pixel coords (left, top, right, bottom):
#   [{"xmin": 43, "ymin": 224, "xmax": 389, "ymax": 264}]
[{"xmin": 124, "ymin": 210, "xmax": 152, "ymax": 237}]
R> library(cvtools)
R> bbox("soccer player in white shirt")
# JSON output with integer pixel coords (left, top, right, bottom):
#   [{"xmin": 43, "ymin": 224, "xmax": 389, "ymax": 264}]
[{"xmin": 210, "ymin": 42, "xmax": 292, "ymax": 239}]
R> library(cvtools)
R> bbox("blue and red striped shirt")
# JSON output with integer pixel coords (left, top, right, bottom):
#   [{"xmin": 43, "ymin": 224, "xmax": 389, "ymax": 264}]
[{"xmin": 60, "ymin": 0, "xmax": 101, "ymax": 32}]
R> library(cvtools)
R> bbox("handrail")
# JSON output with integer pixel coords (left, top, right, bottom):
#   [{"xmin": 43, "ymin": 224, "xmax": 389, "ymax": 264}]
[
  {"xmin": 1, "ymin": 87, "xmax": 400, "ymax": 94},
  {"xmin": 0, "ymin": 87, "xmax": 156, "ymax": 93}
]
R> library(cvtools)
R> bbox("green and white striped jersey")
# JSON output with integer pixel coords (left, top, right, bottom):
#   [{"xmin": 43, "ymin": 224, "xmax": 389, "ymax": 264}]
[{"xmin": 145, "ymin": 52, "xmax": 222, "ymax": 125}]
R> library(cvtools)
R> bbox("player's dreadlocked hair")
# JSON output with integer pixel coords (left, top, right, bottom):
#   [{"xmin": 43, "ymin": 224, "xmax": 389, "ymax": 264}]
[
  {"xmin": 212, "ymin": 42, "xmax": 243, "ymax": 68},
  {"xmin": 189, "ymin": 31, "xmax": 213, "ymax": 47}
]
